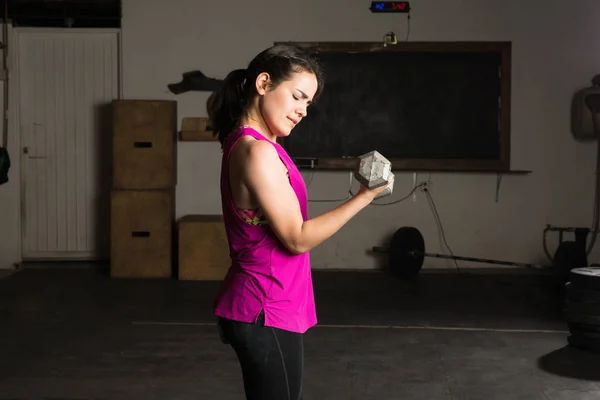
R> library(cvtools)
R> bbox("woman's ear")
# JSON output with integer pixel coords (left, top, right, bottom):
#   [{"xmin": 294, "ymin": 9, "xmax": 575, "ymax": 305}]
[{"xmin": 255, "ymin": 72, "xmax": 270, "ymax": 96}]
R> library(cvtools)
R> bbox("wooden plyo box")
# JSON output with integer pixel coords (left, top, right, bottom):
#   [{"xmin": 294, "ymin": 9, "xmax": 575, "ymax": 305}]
[
  {"xmin": 178, "ymin": 215, "xmax": 230, "ymax": 281},
  {"xmin": 110, "ymin": 189, "xmax": 174, "ymax": 278},
  {"xmin": 112, "ymin": 99, "xmax": 177, "ymax": 189}
]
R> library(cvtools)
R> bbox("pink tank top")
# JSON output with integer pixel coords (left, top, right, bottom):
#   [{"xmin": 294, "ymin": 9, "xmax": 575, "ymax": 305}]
[{"xmin": 213, "ymin": 126, "xmax": 317, "ymax": 334}]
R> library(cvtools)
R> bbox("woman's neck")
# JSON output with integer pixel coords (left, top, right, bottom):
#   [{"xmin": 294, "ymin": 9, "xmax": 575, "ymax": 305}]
[{"xmin": 240, "ymin": 110, "xmax": 277, "ymax": 143}]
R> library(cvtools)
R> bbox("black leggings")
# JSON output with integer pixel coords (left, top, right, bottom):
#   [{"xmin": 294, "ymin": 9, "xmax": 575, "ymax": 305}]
[{"xmin": 217, "ymin": 312, "xmax": 304, "ymax": 400}]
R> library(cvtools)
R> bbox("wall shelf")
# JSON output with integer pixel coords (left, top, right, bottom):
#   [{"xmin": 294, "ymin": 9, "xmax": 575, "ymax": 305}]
[{"xmin": 179, "ymin": 117, "xmax": 216, "ymax": 142}]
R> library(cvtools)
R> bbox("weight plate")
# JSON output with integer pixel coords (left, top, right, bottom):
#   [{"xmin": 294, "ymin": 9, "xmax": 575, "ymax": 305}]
[
  {"xmin": 568, "ymin": 334, "xmax": 600, "ymax": 353},
  {"xmin": 569, "ymin": 326, "xmax": 600, "ymax": 341},
  {"xmin": 389, "ymin": 226, "xmax": 425, "ymax": 279},
  {"xmin": 572, "ymin": 267, "xmax": 600, "ymax": 278},
  {"xmin": 564, "ymin": 301, "xmax": 600, "ymax": 316},
  {"xmin": 565, "ymin": 311, "xmax": 600, "ymax": 326},
  {"xmin": 570, "ymin": 267, "xmax": 600, "ymax": 290},
  {"xmin": 566, "ymin": 282, "xmax": 600, "ymax": 303},
  {"xmin": 569, "ymin": 322, "xmax": 600, "ymax": 333}
]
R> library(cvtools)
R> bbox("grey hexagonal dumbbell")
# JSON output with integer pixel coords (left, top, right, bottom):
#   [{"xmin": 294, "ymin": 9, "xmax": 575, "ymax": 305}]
[{"xmin": 354, "ymin": 150, "xmax": 394, "ymax": 199}]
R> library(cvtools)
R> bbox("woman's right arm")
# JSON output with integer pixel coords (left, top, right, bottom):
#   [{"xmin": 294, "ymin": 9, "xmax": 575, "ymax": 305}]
[{"xmin": 241, "ymin": 140, "xmax": 390, "ymax": 254}]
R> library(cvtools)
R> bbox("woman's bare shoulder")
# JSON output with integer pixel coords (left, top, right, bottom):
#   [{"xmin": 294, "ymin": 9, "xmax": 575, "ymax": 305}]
[{"xmin": 231, "ymin": 136, "xmax": 279, "ymax": 166}]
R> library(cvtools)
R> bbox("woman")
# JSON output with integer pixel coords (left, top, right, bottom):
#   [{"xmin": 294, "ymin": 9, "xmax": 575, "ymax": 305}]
[{"xmin": 209, "ymin": 44, "xmax": 392, "ymax": 400}]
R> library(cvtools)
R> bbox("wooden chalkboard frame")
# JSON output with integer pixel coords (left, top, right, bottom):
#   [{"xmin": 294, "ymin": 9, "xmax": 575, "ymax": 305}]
[{"xmin": 275, "ymin": 41, "xmax": 512, "ymax": 172}]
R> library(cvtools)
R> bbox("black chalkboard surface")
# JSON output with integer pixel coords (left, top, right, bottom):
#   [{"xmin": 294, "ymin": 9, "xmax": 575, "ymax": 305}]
[{"xmin": 278, "ymin": 42, "xmax": 512, "ymax": 171}]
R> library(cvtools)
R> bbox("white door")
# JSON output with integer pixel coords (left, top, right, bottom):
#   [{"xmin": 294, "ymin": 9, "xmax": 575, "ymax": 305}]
[{"xmin": 17, "ymin": 29, "xmax": 120, "ymax": 260}]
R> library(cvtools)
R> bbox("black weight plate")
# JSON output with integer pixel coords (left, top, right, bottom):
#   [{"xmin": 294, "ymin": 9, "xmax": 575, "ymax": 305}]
[
  {"xmin": 565, "ymin": 311, "xmax": 600, "ymax": 326},
  {"xmin": 566, "ymin": 282, "xmax": 600, "ymax": 303},
  {"xmin": 569, "ymin": 326, "xmax": 600, "ymax": 341},
  {"xmin": 570, "ymin": 267, "xmax": 600, "ymax": 290},
  {"xmin": 389, "ymin": 226, "xmax": 425, "ymax": 279},
  {"xmin": 568, "ymin": 334, "xmax": 600, "ymax": 353},
  {"xmin": 569, "ymin": 322, "xmax": 600, "ymax": 333},
  {"xmin": 564, "ymin": 301, "xmax": 600, "ymax": 318}
]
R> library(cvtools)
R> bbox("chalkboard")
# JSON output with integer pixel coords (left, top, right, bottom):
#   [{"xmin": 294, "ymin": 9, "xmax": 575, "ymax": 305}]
[{"xmin": 279, "ymin": 42, "xmax": 511, "ymax": 171}]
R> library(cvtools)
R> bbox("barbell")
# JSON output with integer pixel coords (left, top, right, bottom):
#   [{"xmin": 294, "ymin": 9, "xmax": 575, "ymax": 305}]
[{"xmin": 372, "ymin": 226, "xmax": 588, "ymax": 279}]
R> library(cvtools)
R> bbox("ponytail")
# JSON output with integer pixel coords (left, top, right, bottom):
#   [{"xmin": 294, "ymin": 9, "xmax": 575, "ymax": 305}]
[
  {"xmin": 207, "ymin": 69, "xmax": 249, "ymax": 148},
  {"xmin": 207, "ymin": 44, "xmax": 324, "ymax": 149}
]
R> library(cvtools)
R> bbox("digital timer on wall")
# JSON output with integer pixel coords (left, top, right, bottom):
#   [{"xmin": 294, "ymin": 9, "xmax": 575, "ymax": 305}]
[{"xmin": 369, "ymin": 1, "xmax": 411, "ymax": 13}]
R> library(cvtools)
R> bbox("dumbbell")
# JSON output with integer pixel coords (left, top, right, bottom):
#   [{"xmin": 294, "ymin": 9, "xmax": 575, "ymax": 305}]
[{"xmin": 354, "ymin": 150, "xmax": 394, "ymax": 199}]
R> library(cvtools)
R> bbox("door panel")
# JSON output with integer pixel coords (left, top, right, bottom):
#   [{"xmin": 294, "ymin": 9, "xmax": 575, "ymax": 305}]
[{"xmin": 18, "ymin": 29, "xmax": 119, "ymax": 259}]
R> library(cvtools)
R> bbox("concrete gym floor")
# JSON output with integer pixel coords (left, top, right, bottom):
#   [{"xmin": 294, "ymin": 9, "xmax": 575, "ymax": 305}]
[{"xmin": 1, "ymin": 263, "xmax": 599, "ymax": 399}]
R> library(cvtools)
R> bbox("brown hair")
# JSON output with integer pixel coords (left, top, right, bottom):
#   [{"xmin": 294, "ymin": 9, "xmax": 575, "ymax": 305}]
[{"xmin": 207, "ymin": 43, "xmax": 324, "ymax": 148}]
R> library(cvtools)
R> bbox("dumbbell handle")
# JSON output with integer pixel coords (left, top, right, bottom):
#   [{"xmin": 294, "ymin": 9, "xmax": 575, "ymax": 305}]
[{"xmin": 374, "ymin": 172, "xmax": 394, "ymax": 199}]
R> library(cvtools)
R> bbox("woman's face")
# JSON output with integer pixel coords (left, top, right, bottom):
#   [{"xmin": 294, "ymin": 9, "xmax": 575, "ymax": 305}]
[{"xmin": 255, "ymin": 70, "xmax": 318, "ymax": 139}]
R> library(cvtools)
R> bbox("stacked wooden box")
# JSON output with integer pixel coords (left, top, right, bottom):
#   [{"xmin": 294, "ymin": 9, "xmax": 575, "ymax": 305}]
[
  {"xmin": 110, "ymin": 100, "xmax": 177, "ymax": 278},
  {"xmin": 177, "ymin": 214, "xmax": 231, "ymax": 281}
]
